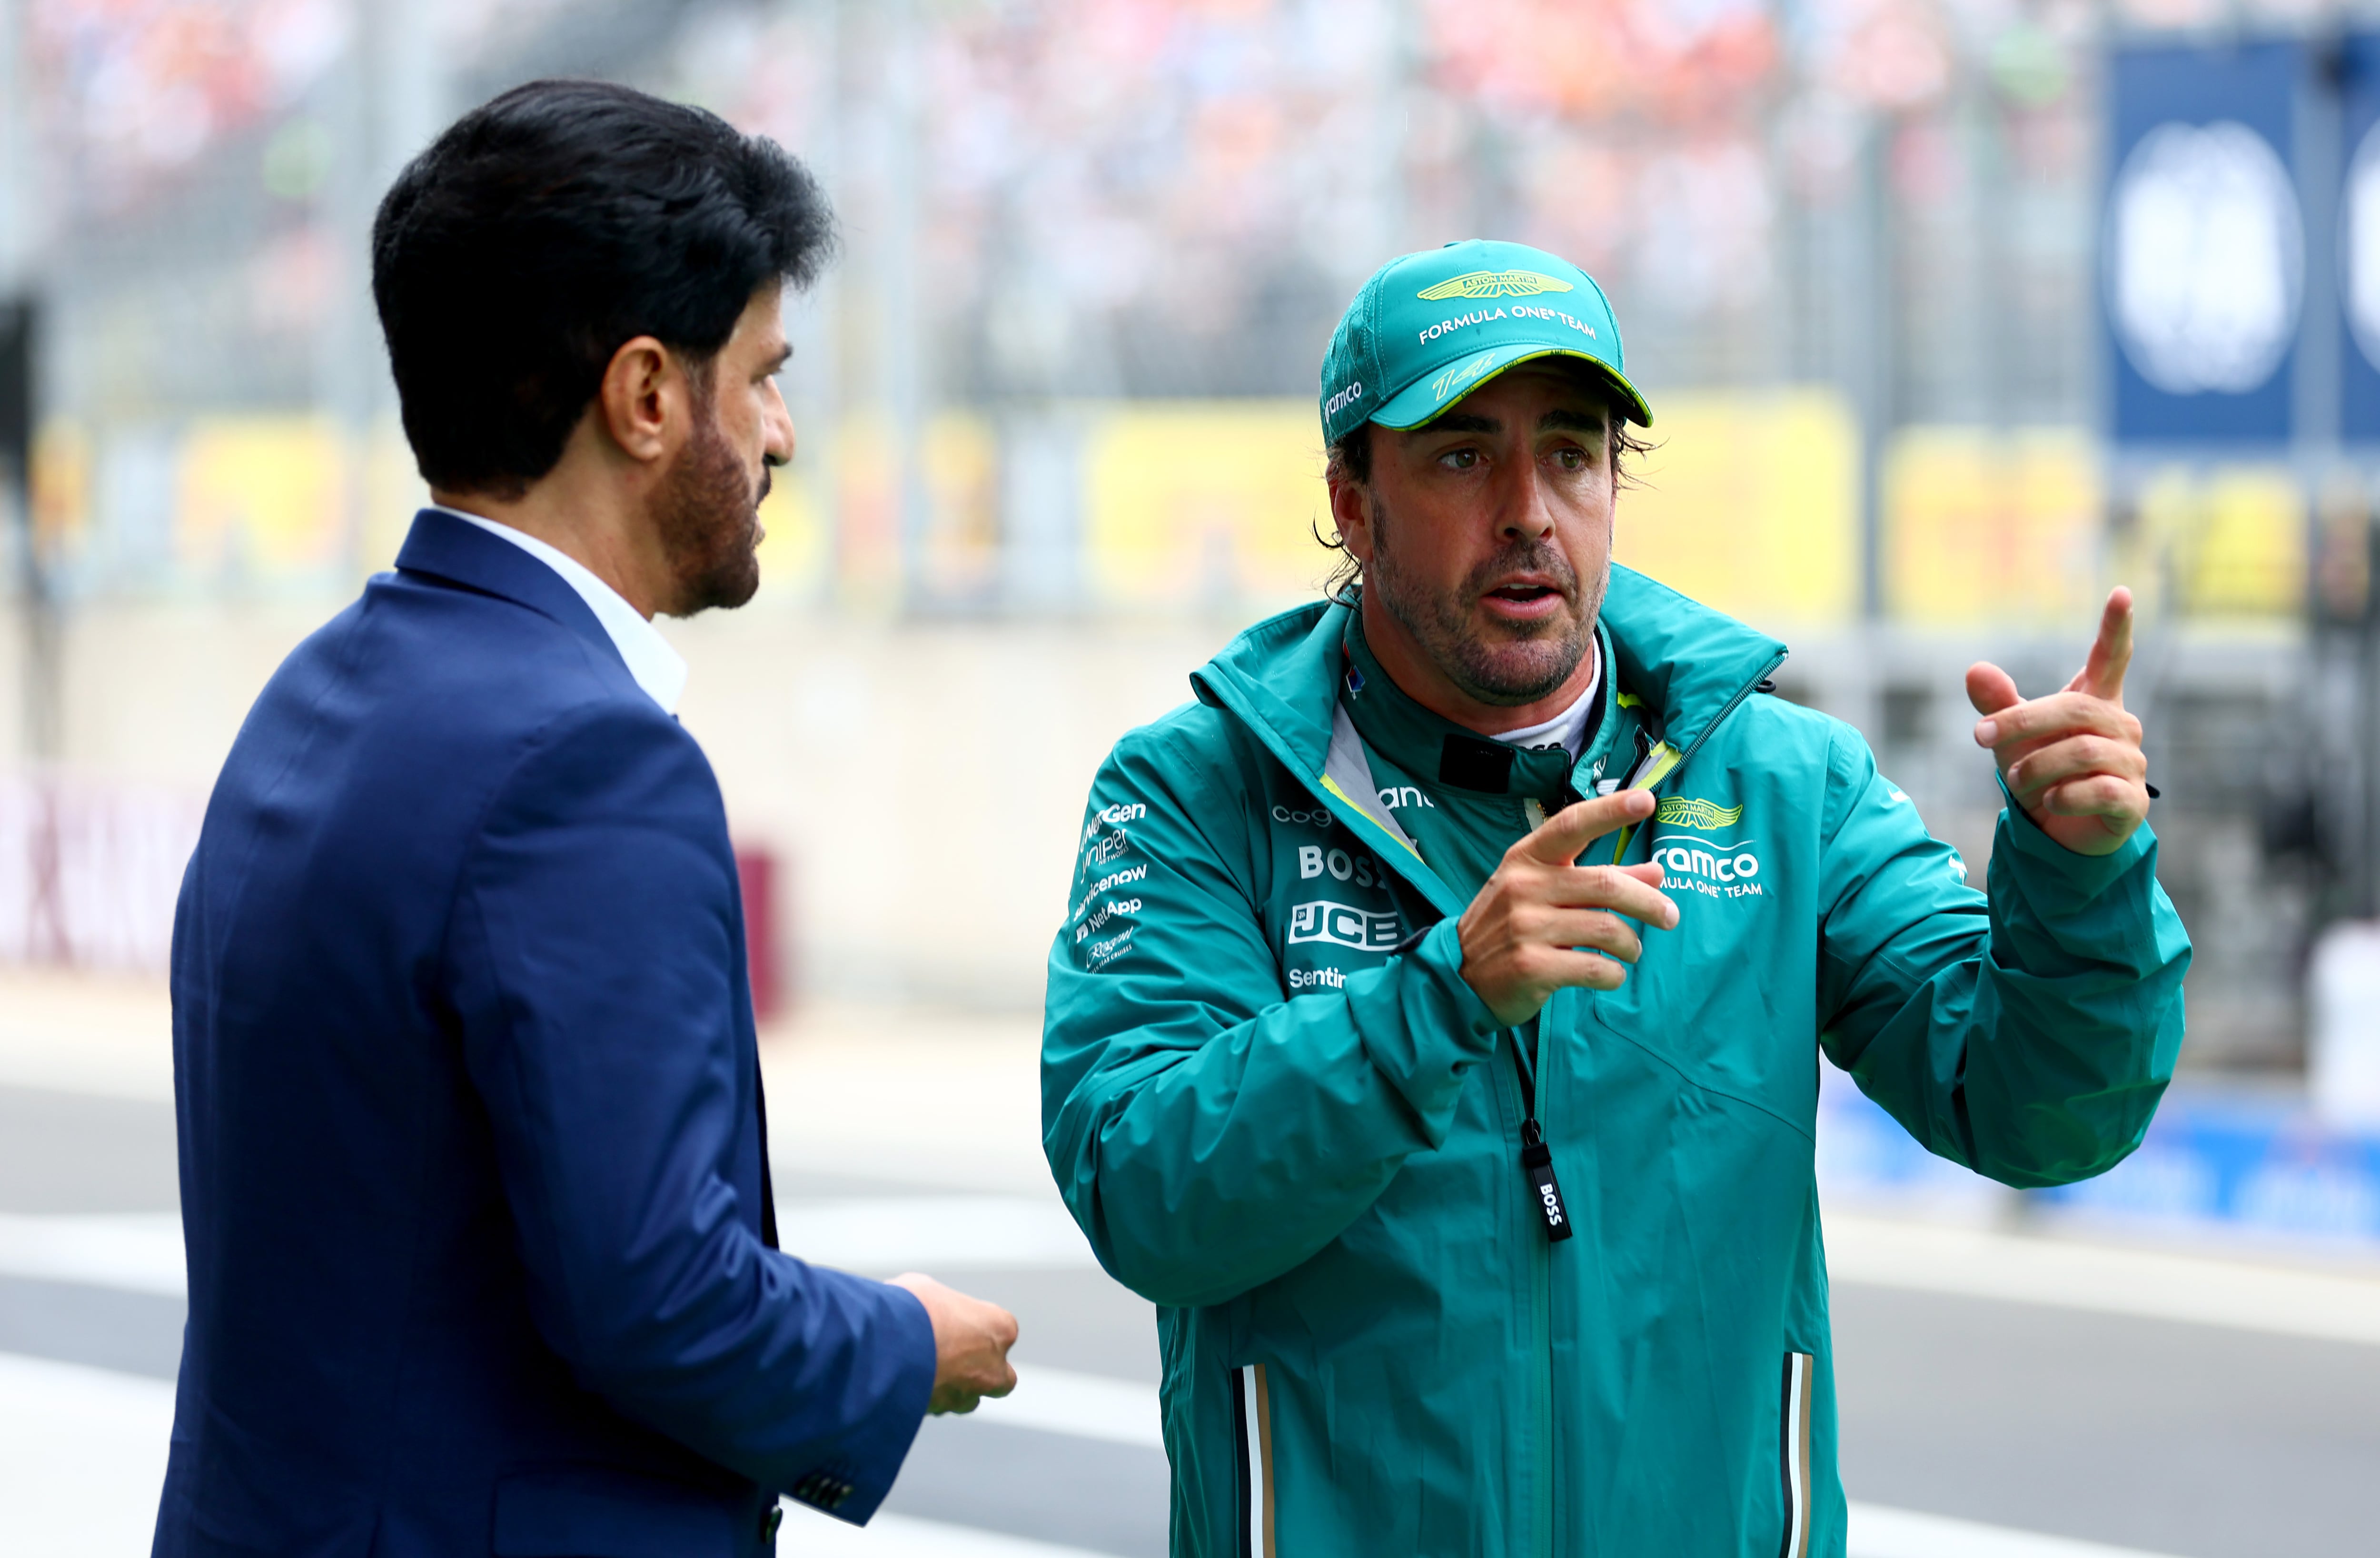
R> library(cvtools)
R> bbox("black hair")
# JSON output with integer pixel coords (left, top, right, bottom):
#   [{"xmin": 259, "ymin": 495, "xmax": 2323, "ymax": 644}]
[
  {"xmin": 371, "ymin": 79, "xmax": 835, "ymax": 497},
  {"xmin": 1315, "ymin": 380, "xmax": 1654, "ymax": 603}
]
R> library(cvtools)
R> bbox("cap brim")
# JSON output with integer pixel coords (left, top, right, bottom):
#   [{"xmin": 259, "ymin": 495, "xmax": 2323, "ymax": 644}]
[{"xmin": 1371, "ymin": 345, "xmax": 1654, "ymax": 431}]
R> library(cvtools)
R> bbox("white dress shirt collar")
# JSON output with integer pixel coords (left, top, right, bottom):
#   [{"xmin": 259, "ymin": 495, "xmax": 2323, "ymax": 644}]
[{"xmin": 431, "ymin": 506, "xmax": 689, "ymax": 715}]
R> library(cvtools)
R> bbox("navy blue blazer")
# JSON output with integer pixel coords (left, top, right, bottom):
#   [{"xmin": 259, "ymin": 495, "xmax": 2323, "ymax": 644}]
[{"xmin": 155, "ymin": 509, "xmax": 936, "ymax": 1558}]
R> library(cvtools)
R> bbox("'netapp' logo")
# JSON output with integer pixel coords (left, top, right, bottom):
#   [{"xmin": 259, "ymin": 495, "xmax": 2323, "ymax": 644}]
[{"xmin": 1287, "ymin": 900, "xmax": 1402, "ymax": 951}]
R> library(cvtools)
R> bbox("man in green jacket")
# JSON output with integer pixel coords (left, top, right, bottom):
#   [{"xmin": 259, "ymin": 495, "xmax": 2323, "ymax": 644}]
[{"xmin": 1041, "ymin": 239, "xmax": 2188, "ymax": 1558}]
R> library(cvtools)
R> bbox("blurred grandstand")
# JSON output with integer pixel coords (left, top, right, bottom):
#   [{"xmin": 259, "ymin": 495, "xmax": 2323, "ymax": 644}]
[{"xmin": 0, "ymin": 0, "xmax": 2339, "ymax": 1092}]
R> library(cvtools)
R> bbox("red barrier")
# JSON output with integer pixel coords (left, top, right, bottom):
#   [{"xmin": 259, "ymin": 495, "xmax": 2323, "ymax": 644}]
[{"xmin": 736, "ymin": 848, "xmax": 786, "ymax": 1023}]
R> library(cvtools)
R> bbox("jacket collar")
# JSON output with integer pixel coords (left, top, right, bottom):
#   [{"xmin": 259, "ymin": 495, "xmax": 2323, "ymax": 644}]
[
  {"xmin": 1339, "ymin": 613, "xmax": 1606, "ymax": 808},
  {"xmin": 393, "ymin": 507, "xmax": 620, "ymax": 669}
]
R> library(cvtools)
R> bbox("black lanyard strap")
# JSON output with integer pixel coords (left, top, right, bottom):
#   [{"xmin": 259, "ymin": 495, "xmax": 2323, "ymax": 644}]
[{"xmin": 1508, "ymin": 1025, "xmax": 1571, "ymax": 1241}]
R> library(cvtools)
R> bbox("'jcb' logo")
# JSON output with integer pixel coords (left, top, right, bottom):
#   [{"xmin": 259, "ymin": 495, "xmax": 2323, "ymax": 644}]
[{"xmin": 1287, "ymin": 900, "xmax": 1403, "ymax": 951}]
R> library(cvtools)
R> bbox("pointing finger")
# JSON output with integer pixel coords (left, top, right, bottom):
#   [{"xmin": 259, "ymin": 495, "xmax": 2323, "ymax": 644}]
[
  {"xmin": 2070, "ymin": 586, "xmax": 2134, "ymax": 704},
  {"xmin": 1514, "ymin": 790, "xmax": 1655, "ymax": 866}
]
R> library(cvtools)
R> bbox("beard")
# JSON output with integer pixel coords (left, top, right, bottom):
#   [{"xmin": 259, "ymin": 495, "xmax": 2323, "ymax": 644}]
[
  {"xmin": 654, "ymin": 401, "xmax": 767, "ymax": 616},
  {"xmin": 1364, "ymin": 493, "xmax": 1603, "ymax": 707}
]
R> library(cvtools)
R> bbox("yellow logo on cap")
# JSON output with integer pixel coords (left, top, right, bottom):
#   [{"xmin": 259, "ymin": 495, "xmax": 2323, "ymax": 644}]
[
  {"xmin": 1430, "ymin": 352, "xmax": 1500, "ymax": 403},
  {"xmin": 1654, "ymin": 796, "xmax": 1743, "ymax": 830},
  {"xmin": 1418, "ymin": 269, "xmax": 1575, "ymax": 301}
]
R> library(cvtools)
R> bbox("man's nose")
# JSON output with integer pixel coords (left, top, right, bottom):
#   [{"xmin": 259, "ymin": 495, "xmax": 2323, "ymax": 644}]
[
  {"xmin": 764, "ymin": 380, "xmax": 796, "ymax": 466},
  {"xmin": 1497, "ymin": 458, "xmax": 1556, "ymax": 539}
]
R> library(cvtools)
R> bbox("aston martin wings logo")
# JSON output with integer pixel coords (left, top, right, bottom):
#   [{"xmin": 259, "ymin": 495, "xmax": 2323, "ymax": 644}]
[
  {"xmin": 1654, "ymin": 796, "xmax": 1743, "ymax": 830},
  {"xmin": 1417, "ymin": 269, "xmax": 1575, "ymax": 300}
]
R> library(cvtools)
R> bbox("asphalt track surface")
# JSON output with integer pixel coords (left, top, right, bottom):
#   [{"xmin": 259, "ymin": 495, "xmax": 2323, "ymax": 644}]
[{"xmin": 3, "ymin": 1081, "xmax": 2377, "ymax": 1558}]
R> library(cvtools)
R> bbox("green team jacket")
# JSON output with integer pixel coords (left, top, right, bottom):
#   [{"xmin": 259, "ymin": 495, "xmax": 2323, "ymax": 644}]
[{"xmin": 1041, "ymin": 568, "xmax": 2189, "ymax": 1558}]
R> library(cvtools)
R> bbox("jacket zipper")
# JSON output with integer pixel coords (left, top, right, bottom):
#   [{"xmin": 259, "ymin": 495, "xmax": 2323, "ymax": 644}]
[
  {"xmin": 1529, "ymin": 1009, "xmax": 1558, "ymax": 1558},
  {"xmin": 1490, "ymin": 1023, "xmax": 1557, "ymax": 1558}
]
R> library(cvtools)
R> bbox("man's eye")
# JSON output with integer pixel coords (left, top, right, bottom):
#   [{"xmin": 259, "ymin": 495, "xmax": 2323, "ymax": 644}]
[
  {"xmin": 1442, "ymin": 448, "xmax": 1479, "ymax": 470},
  {"xmin": 1557, "ymin": 448, "xmax": 1587, "ymax": 471}
]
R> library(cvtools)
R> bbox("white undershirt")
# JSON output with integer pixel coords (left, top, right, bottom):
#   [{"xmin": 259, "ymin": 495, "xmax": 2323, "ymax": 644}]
[
  {"xmin": 1489, "ymin": 640, "xmax": 1602, "ymax": 760},
  {"xmin": 432, "ymin": 506, "xmax": 690, "ymax": 715}
]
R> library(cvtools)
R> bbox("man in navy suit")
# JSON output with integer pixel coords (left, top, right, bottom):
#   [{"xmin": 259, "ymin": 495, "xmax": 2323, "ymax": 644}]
[{"xmin": 155, "ymin": 80, "xmax": 1017, "ymax": 1558}]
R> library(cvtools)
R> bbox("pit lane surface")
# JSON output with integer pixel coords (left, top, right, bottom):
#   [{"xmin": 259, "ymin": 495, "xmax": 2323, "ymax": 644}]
[{"xmin": 2, "ymin": 1020, "xmax": 2375, "ymax": 1558}]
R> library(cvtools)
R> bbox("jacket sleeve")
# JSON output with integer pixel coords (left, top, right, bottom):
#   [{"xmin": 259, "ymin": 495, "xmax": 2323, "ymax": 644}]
[
  {"xmin": 1815, "ymin": 721, "xmax": 2191, "ymax": 1188},
  {"xmin": 1042, "ymin": 722, "xmax": 1502, "ymax": 1308},
  {"xmin": 448, "ymin": 702, "xmax": 934, "ymax": 1521}
]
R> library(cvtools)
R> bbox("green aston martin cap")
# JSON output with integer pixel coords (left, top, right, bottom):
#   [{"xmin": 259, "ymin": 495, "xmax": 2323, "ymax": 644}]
[{"xmin": 1319, "ymin": 238, "xmax": 1652, "ymax": 446}]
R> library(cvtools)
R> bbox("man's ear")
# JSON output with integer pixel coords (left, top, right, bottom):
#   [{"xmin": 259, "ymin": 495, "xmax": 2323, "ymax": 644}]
[
  {"xmin": 1329, "ymin": 474, "xmax": 1375, "ymax": 567},
  {"xmin": 595, "ymin": 335, "xmax": 677, "ymax": 465}
]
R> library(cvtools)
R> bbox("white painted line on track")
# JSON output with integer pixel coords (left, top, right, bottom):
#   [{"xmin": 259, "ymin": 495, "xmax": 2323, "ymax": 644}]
[
  {"xmin": 0, "ymin": 1350, "xmax": 174, "ymax": 1558},
  {"xmin": 783, "ymin": 1508, "xmax": 1111, "ymax": 1555},
  {"xmin": 975, "ymin": 1365, "xmax": 1163, "ymax": 1449},
  {"xmin": 0, "ymin": 1348, "xmax": 2190, "ymax": 1558},
  {"xmin": 0, "ymin": 1211, "xmax": 185, "ymax": 1296},
  {"xmin": 773, "ymin": 1196, "xmax": 1099, "ymax": 1274},
  {"xmin": 10, "ymin": 1203, "xmax": 2379, "ymax": 1354},
  {"xmin": 1845, "ymin": 1502, "xmax": 2181, "ymax": 1558},
  {"xmin": 1825, "ymin": 1212, "xmax": 2380, "ymax": 1348}
]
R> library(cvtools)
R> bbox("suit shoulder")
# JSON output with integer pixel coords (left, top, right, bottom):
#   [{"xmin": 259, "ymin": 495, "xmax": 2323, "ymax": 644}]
[{"xmin": 353, "ymin": 570, "xmax": 662, "ymax": 728}]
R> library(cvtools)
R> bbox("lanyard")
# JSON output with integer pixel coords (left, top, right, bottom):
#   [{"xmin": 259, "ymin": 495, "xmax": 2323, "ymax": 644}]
[{"xmin": 1508, "ymin": 1021, "xmax": 1572, "ymax": 1242}]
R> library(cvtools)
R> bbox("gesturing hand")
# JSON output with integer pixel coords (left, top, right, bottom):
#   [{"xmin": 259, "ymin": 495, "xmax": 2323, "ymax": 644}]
[
  {"xmin": 887, "ymin": 1273, "xmax": 1019, "ymax": 1415},
  {"xmin": 1966, "ymin": 586, "xmax": 2152, "ymax": 858},
  {"xmin": 1457, "ymin": 789, "xmax": 1679, "ymax": 1028}
]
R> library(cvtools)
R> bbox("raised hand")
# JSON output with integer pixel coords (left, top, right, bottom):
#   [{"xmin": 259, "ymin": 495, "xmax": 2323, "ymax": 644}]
[
  {"xmin": 1965, "ymin": 586, "xmax": 2152, "ymax": 857},
  {"xmin": 1457, "ymin": 789, "xmax": 1679, "ymax": 1027}
]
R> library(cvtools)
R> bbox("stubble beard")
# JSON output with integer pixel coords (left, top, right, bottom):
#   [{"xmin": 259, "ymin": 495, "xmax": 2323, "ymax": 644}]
[
  {"xmin": 1364, "ymin": 491, "xmax": 1604, "ymax": 707},
  {"xmin": 654, "ymin": 395, "xmax": 766, "ymax": 616}
]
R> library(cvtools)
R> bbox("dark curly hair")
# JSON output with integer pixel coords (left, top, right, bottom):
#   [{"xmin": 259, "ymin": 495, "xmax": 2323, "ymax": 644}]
[
  {"xmin": 372, "ymin": 79, "xmax": 835, "ymax": 498},
  {"xmin": 1314, "ymin": 387, "xmax": 1654, "ymax": 604}
]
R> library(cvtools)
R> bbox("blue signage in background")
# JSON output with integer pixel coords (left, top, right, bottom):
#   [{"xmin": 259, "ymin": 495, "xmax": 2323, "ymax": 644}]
[
  {"xmin": 2105, "ymin": 41, "xmax": 2307, "ymax": 447},
  {"xmin": 2339, "ymin": 35, "xmax": 2380, "ymax": 443}
]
